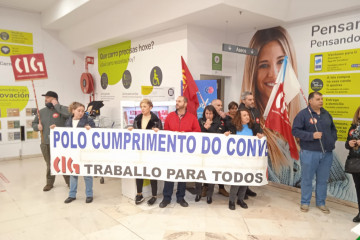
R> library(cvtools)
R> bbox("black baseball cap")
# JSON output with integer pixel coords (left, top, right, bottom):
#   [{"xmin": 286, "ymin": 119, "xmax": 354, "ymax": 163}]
[{"xmin": 42, "ymin": 91, "xmax": 58, "ymax": 100}]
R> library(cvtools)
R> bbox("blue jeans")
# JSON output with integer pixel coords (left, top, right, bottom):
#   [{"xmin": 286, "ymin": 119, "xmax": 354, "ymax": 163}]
[
  {"xmin": 300, "ymin": 150, "xmax": 333, "ymax": 206},
  {"xmin": 69, "ymin": 175, "xmax": 93, "ymax": 198},
  {"xmin": 162, "ymin": 181, "xmax": 186, "ymax": 202}
]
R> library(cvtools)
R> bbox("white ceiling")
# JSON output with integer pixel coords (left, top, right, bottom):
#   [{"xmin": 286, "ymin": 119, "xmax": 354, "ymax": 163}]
[
  {"xmin": 0, "ymin": 0, "xmax": 359, "ymax": 52},
  {"xmin": 0, "ymin": 0, "xmax": 58, "ymax": 12}
]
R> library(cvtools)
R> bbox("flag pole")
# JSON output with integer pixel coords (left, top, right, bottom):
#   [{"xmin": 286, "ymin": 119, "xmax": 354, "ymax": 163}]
[
  {"xmin": 197, "ymin": 91, "xmax": 206, "ymax": 107},
  {"xmin": 31, "ymin": 80, "xmax": 44, "ymax": 142},
  {"xmin": 306, "ymin": 106, "xmax": 325, "ymax": 153},
  {"xmin": 298, "ymin": 87, "xmax": 324, "ymax": 153}
]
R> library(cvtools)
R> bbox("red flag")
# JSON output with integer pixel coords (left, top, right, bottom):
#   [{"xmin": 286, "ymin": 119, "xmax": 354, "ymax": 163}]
[
  {"xmin": 265, "ymin": 83, "xmax": 299, "ymax": 160},
  {"xmin": 181, "ymin": 56, "xmax": 199, "ymax": 116}
]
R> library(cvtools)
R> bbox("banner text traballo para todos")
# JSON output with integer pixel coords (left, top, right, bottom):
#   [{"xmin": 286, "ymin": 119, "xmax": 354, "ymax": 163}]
[{"xmin": 50, "ymin": 128, "xmax": 268, "ymax": 186}]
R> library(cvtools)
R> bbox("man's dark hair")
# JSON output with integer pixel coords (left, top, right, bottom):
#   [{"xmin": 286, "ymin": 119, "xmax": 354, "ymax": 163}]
[{"xmin": 308, "ymin": 91, "xmax": 322, "ymax": 101}]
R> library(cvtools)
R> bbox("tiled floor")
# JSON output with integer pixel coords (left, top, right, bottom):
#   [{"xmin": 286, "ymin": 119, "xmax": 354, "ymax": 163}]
[{"xmin": 0, "ymin": 156, "xmax": 359, "ymax": 240}]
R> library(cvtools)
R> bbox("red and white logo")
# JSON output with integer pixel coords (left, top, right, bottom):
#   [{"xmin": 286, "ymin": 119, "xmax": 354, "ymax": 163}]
[
  {"xmin": 53, "ymin": 156, "xmax": 80, "ymax": 174},
  {"xmin": 10, "ymin": 53, "xmax": 48, "ymax": 81},
  {"xmin": 53, "ymin": 113, "xmax": 59, "ymax": 118},
  {"xmin": 309, "ymin": 118, "xmax": 318, "ymax": 124}
]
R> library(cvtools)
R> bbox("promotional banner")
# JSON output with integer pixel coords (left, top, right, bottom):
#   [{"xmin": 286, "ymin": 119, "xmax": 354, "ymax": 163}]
[
  {"xmin": 195, "ymin": 80, "xmax": 217, "ymax": 119},
  {"xmin": 50, "ymin": 128, "xmax": 268, "ymax": 186},
  {"xmin": 0, "ymin": 86, "xmax": 29, "ymax": 117},
  {"xmin": 237, "ymin": 13, "xmax": 360, "ymax": 202},
  {"xmin": 96, "ymin": 30, "xmax": 186, "ymax": 123}
]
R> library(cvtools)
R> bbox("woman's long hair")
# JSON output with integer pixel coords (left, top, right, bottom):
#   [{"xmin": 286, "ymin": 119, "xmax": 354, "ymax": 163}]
[
  {"xmin": 232, "ymin": 108, "xmax": 254, "ymax": 131},
  {"xmin": 352, "ymin": 106, "xmax": 360, "ymax": 125},
  {"xmin": 202, "ymin": 105, "xmax": 219, "ymax": 120},
  {"xmin": 241, "ymin": 26, "xmax": 300, "ymax": 173}
]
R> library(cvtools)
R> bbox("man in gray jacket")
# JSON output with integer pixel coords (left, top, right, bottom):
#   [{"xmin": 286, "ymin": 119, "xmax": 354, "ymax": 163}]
[{"xmin": 32, "ymin": 91, "xmax": 70, "ymax": 191}]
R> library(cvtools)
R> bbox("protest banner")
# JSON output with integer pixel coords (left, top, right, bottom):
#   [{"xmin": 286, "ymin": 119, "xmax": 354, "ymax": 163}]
[{"xmin": 50, "ymin": 128, "xmax": 268, "ymax": 186}]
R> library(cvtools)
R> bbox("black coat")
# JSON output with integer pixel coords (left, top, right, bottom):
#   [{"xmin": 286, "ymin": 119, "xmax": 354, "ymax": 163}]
[
  {"xmin": 345, "ymin": 123, "xmax": 360, "ymax": 159},
  {"xmin": 198, "ymin": 117, "xmax": 224, "ymax": 133},
  {"xmin": 65, "ymin": 114, "xmax": 95, "ymax": 128},
  {"xmin": 133, "ymin": 112, "xmax": 163, "ymax": 130}
]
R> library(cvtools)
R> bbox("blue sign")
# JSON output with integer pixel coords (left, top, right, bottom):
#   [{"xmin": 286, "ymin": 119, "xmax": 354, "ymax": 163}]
[{"xmin": 195, "ymin": 80, "xmax": 217, "ymax": 119}]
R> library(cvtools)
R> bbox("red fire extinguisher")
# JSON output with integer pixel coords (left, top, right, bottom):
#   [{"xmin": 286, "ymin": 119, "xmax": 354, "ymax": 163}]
[{"xmin": 81, "ymin": 56, "xmax": 95, "ymax": 102}]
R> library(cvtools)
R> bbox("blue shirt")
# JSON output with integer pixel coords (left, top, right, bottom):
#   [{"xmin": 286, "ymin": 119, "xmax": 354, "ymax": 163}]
[{"xmin": 236, "ymin": 124, "xmax": 253, "ymax": 136}]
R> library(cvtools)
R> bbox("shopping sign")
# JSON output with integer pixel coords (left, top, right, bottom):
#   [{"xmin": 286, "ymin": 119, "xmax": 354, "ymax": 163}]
[{"xmin": 10, "ymin": 53, "xmax": 48, "ymax": 81}]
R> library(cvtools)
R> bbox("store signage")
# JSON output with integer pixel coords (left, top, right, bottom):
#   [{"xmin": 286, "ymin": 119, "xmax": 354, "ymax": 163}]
[{"xmin": 222, "ymin": 43, "xmax": 258, "ymax": 56}]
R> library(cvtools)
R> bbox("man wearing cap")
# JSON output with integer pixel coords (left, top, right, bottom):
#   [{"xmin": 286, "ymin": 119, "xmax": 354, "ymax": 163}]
[{"xmin": 32, "ymin": 91, "xmax": 70, "ymax": 191}]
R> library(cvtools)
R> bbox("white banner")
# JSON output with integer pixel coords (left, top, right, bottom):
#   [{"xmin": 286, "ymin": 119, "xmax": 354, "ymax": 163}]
[{"xmin": 50, "ymin": 128, "xmax": 268, "ymax": 186}]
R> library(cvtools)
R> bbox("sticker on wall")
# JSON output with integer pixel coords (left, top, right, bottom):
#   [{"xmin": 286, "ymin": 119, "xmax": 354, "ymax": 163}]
[
  {"xmin": 0, "ymin": 29, "xmax": 33, "ymax": 45},
  {"xmin": 212, "ymin": 53, "xmax": 222, "ymax": 71},
  {"xmin": 122, "ymin": 70, "xmax": 132, "ymax": 89},
  {"xmin": 0, "ymin": 32, "xmax": 9, "ymax": 41},
  {"xmin": 150, "ymin": 66, "xmax": 162, "ymax": 86},
  {"xmin": 101, "ymin": 73, "xmax": 108, "ymax": 90},
  {"xmin": 0, "ymin": 44, "xmax": 33, "ymax": 56},
  {"xmin": 25, "ymin": 108, "xmax": 37, "ymax": 116},
  {"xmin": 26, "ymin": 131, "xmax": 38, "ymax": 139},
  {"xmin": 7, "ymin": 120, "xmax": 20, "ymax": 129},
  {"xmin": 310, "ymin": 78, "xmax": 323, "ymax": 91}
]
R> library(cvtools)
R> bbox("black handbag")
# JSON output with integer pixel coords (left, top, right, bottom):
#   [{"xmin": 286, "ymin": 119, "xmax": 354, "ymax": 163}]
[{"xmin": 345, "ymin": 157, "xmax": 360, "ymax": 173}]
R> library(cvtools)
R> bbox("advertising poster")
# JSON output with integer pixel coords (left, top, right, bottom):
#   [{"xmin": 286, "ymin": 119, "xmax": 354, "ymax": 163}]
[
  {"xmin": 195, "ymin": 80, "xmax": 217, "ymax": 119},
  {"xmin": 97, "ymin": 30, "xmax": 186, "ymax": 121},
  {"xmin": 237, "ymin": 14, "xmax": 360, "ymax": 203},
  {"xmin": 0, "ymin": 86, "xmax": 30, "ymax": 117}
]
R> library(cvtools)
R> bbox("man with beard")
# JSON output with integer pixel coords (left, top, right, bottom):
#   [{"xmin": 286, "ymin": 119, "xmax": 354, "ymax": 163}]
[
  {"xmin": 159, "ymin": 96, "xmax": 201, "ymax": 208},
  {"xmin": 32, "ymin": 91, "xmax": 70, "ymax": 191}
]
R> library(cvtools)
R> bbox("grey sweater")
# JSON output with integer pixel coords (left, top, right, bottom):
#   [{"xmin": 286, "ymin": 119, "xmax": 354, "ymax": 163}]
[{"xmin": 32, "ymin": 104, "xmax": 70, "ymax": 144}]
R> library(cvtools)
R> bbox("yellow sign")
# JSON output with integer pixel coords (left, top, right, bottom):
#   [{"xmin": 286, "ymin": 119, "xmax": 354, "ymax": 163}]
[
  {"xmin": 0, "ymin": 86, "xmax": 30, "ymax": 117},
  {"xmin": 0, "ymin": 29, "xmax": 33, "ymax": 45},
  {"xmin": 334, "ymin": 120, "xmax": 352, "ymax": 142},
  {"xmin": 309, "ymin": 48, "xmax": 360, "ymax": 73},
  {"xmin": 323, "ymin": 97, "xmax": 359, "ymax": 119},
  {"xmin": 309, "ymin": 73, "xmax": 360, "ymax": 95},
  {"xmin": 141, "ymin": 86, "xmax": 154, "ymax": 95},
  {"xmin": 0, "ymin": 43, "xmax": 33, "ymax": 56},
  {"xmin": 98, "ymin": 41, "xmax": 131, "ymax": 85}
]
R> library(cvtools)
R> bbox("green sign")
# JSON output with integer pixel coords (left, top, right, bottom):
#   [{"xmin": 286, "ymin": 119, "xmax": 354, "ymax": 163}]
[{"xmin": 212, "ymin": 53, "xmax": 222, "ymax": 71}]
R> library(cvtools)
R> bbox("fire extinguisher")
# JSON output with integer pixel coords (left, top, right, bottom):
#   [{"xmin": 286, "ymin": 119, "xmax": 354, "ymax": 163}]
[{"xmin": 81, "ymin": 56, "xmax": 95, "ymax": 102}]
